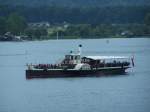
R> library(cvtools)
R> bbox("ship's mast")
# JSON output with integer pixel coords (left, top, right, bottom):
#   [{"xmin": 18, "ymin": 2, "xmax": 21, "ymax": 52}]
[{"xmin": 78, "ymin": 44, "xmax": 82, "ymax": 55}]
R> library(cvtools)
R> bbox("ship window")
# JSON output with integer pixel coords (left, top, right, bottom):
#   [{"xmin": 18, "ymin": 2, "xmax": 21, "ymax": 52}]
[
  {"xmin": 75, "ymin": 56, "xmax": 77, "ymax": 60},
  {"xmin": 77, "ymin": 56, "xmax": 80, "ymax": 60},
  {"xmin": 70, "ymin": 56, "xmax": 73, "ymax": 60},
  {"xmin": 66, "ymin": 55, "xmax": 70, "ymax": 59}
]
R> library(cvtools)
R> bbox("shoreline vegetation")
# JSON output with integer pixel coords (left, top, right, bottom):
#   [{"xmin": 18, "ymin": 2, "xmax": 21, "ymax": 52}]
[
  {"xmin": 1, "ymin": 35, "xmax": 149, "ymax": 42},
  {"xmin": 0, "ymin": 6, "xmax": 150, "ymax": 41},
  {"xmin": 0, "ymin": 22, "xmax": 150, "ymax": 41}
]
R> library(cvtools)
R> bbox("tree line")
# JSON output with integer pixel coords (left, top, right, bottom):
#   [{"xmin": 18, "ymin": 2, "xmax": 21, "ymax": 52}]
[
  {"xmin": 0, "ymin": 13, "xmax": 27, "ymax": 35},
  {"xmin": 0, "ymin": 13, "xmax": 47, "ymax": 39},
  {"xmin": 0, "ymin": 5, "xmax": 150, "ymax": 24},
  {"xmin": 50, "ymin": 24, "xmax": 150, "ymax": 39},
  {"xmin": 0, "ymin": 10, "xmax": 150, "ymax": 39}
]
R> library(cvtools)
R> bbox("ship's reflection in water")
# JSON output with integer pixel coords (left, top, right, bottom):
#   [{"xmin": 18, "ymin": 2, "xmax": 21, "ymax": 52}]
[{"xmin": 0, "ymin": 38, "xmax": 150, "ymax": 112}]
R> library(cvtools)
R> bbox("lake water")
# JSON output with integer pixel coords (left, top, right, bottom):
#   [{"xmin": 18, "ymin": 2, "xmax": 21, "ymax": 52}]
[{"xmin": 0, "ymin": 38, "xmax": 150, "ymax": 112}]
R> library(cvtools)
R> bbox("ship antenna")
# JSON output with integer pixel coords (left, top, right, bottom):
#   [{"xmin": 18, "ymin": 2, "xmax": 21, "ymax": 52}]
[{"xmin": 78, "ymin": 44, "xmax": 82, "ymax": 55}]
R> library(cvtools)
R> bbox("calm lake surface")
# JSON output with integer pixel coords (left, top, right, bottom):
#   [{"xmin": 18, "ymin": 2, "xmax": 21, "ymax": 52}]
[{"xmin": 0, "ymin": 38, "xmax": 150, "ymax": 112}]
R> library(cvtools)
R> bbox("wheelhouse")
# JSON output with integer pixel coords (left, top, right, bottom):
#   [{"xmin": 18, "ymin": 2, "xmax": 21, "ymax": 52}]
[{"xmin": 61, "ymin": 53, "xmax": 81, "ymax": 65}]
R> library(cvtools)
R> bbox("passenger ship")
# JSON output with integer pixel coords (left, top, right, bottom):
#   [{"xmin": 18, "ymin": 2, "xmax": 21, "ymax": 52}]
[{"xmin": 26, "ymin": 45, "xmax": 134, "ymax": 78}]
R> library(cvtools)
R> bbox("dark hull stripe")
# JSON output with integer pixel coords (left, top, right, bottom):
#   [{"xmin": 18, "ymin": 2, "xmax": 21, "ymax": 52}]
[{"xmin": 26, "ymin": 67, "xmax": 130, "ymax": 79}]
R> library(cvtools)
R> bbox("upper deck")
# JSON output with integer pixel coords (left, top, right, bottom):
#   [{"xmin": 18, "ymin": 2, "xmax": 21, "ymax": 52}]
[{"xmin": 83, "ymin": 56, "xmax": 130, "ymax": 60}]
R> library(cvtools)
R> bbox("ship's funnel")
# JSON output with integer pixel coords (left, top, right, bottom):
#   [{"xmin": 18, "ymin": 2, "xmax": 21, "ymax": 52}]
[{"xmin": 78, "ymin": 44, "xmax": 82, "ymax": 55}]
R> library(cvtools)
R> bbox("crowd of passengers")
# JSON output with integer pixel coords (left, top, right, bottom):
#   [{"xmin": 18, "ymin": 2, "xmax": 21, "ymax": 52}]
[
  {"xmin": 34, "ymin": 64, "xmax": 62, "ymax": 69},
  {"xmin": 88, "ymin": 61, "xmax": 130, "ymax": 68},
  {"xmin": 34, "ymin": 63, "xmax": 76, "ymax": 69},
  {"xmin": 34, "ymin": 61, "xmax": 130, "ymax": 70}
]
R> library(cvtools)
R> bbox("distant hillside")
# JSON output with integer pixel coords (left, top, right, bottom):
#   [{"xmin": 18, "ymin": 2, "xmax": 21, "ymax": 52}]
[
  {"xmin": 0, "ymin": 0, "xmax": 150, "ymax": 24},
  {"xmin": 0, "ymin": 5, "xmax": 149, "ymax": 24},
  {"xmin": 0, "ymin": 0, "xmax": 150, "ymax": 7}
]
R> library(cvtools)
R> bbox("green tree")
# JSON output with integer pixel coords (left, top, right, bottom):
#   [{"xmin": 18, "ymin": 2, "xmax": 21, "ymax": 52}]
[
  {"xmin": 25, "ymin": 28, "xmax": 48, "ymax": 40},
  {"xmin": 0, "ymin": 17, "xmax": 6, "ymax": 35},
  {"xmin": 6, "ymin": 13, "xmax": 27, "ymax": 35},
  {"xmin": 144, "ymin": 13, "xmax": 150, "ymax": 26}
]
